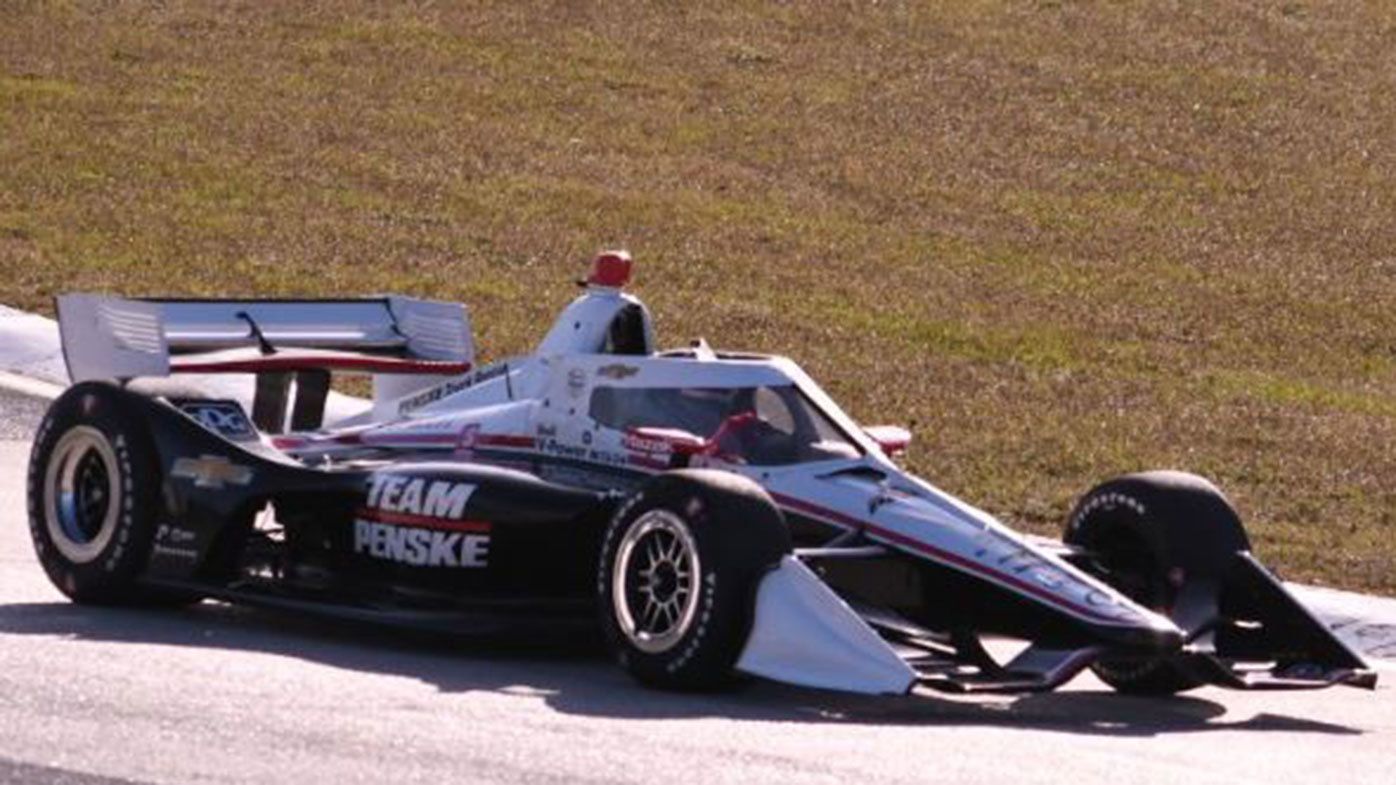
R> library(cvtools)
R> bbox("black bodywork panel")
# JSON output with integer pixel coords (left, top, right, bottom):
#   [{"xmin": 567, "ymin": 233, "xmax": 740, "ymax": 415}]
[{"xmin": 135, "ymin": 391, "xmax": 616, "ymax": 619}]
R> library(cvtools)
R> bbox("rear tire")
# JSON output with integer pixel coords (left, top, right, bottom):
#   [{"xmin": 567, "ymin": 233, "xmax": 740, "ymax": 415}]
[
  {"xmin": 1064, "ymin": 470, "xmax": 1249, "ymax": 695},
  {"xmin": 598, "ymin": 470, "xmax": 790, "ymax": 690},
  {"xmin": 27, "ymin": 382, "xmax": 192, "ymax": 606}
]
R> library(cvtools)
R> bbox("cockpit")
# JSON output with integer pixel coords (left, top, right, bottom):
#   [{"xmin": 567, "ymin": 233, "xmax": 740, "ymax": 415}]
[{"xmin": 590, "ymin": 384, "xmax": 862, "ymax": 466}]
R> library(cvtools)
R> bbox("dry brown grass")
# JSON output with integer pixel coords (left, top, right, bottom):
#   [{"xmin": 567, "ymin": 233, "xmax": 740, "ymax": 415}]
[{"xmin": 2, "ymin": 1, "xmax": 1392, "ymax": 591}]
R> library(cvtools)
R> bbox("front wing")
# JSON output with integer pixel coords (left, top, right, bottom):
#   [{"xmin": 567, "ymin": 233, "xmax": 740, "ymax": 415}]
[{"xmin": 736, "ymin": 547, "xmax": 1376, "ymax": 695}]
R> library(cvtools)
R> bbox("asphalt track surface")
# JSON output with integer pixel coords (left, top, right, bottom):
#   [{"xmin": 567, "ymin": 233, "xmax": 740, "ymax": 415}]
[{"xmin": 1, "ymin": 403, "xmax": 1394, "ymax": 784}]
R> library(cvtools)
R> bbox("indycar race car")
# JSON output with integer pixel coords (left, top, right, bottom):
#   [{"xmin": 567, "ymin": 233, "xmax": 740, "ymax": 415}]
[{"xmin": 28, "ymin": 252, "xmax": 1375, "ymax": 695}]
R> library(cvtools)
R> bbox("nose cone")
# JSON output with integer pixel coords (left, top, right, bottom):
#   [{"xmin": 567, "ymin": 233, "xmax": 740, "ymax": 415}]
[{"xmin": 1094, "ymin": 611, "xmax": 1187, "ymax": 652}]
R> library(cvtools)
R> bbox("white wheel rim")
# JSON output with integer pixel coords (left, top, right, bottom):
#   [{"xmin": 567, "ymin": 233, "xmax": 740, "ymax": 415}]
[
  {"xmin": 44, "ymin": 426, "xmax": 122, "ymax": 564},
  {"xmin": 611, "ymin": 510, "xmax": 702, "ymax": 654}
]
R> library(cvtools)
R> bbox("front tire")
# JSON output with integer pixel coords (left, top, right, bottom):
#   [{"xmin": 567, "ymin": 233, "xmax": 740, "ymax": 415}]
[
  {"xmin": 598, "ymin": 470, "xmax": 790, "ymax": 690},
  {"xmin": 1064, "ymin": 470, "xmax": 1250, "ymax": 695},
  {"xmin": 27, "ymin": 382, "xmax": 179, "ymax": 605}
]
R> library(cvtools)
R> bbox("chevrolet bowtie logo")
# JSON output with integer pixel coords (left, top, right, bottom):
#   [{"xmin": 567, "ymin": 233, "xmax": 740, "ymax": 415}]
[
  {"xmin": 596, "ymin": 363, "xmax": 639, "ymax": 380},
  {"xmin": 171, "ymin": 455, "xmax": 254, "ymax": 489}
]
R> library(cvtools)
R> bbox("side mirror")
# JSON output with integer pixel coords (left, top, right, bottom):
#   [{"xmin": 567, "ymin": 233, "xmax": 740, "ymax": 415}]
[{"xmin": 863, "ymin": 425, "xmax": 911, "ymax": 458}]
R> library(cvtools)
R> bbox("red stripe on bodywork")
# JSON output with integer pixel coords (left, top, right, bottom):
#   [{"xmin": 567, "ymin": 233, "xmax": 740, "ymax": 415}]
[
  {"xmin": 173, "ymin": 356, "xmax": 472, "ymax": 375},
  {"xmin": 476, "ymin": 434, "xmax": 536, "ymax": 448},
  {"xmin": 773, "ymin": 493, "xmax": 868, "ymax": 530},
  {"xmin": 276, "ymin": 431, "xmax": 535, "ymax": 451},
  {"xmin": 627, "ymin": 454, "xmax": 670, "ymax": 471},
  {"xmin": 355, "ymin": 507, "xmax": 492, "ymax": 533},
  {"xmin": 363, "ymin": 433, "xmax": 457, "ymax": 444}
]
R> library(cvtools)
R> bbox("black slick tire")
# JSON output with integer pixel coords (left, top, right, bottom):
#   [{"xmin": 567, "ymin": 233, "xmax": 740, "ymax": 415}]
[
  {"xmin": 598, "ymin": 469, "xmax": 791, "ymax": 691},
  {"xmin": 1064, "ymin": 470, "xmax": 1250, "ymax": 695},
  {"xmin": 27, "ymin": 381, "xmax": 187, "ymax": 606}
]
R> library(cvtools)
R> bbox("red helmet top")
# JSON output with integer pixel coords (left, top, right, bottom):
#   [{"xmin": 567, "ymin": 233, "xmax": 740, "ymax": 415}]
[{"xmin": 587, "ymin": 250, "xmax": 632, "ymax": 288}]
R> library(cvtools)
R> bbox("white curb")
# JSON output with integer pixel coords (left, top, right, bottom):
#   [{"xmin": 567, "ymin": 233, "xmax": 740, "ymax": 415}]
[
  {"xmin": 0, "ymin": 369, "xmax": 65, "ymax": 400},
  {"xmin": 0, "ymin": 304, "xmax": 68, "ymax": 387},
  {"xmin": 1290, "ymin": 585, "xmax": 1396, "ymax": 669}
]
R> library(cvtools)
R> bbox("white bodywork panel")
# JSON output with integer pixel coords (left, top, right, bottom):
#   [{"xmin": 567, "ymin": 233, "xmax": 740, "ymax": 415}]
[
  {"xmin": 535, "ymin": 286, "xmax": 655, "ymax": 356},
  {"xmin": 758, "ymin": 469, "xmax": 1179, "ymax": 633},
  {"xmin": 737, "ymin": 556, "xmax": 917, "ymax": 695}
]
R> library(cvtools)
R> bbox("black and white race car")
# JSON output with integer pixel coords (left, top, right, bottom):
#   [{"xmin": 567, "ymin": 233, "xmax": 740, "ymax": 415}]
[{"xmin": 29, "ymin": 252, "xmax": 1374, "ymax": 695}]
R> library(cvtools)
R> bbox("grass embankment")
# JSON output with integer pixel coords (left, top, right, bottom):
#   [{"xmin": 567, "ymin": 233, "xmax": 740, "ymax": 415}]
[{"xmin": 1, "ymin": 2, "xmax": 1392, "ymax": 591}]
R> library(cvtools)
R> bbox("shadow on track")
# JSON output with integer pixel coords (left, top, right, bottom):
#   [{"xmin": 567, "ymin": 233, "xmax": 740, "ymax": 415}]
[{"xmin": 0, "ymin": 600, "xmax": 1364, "ymax": 738}]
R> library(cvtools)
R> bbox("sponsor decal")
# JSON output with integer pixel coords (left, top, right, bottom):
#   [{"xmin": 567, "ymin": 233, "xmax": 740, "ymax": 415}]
[
  {"xmin": 106, "ymin": 433, "xmax": 133, "ymax": 573},
  {"xmin": 539, "ymin": 436, "xmax": 630, "ymax": 468},
  {"xmin": 457, "ymin": 423, "xmax": 481, "ymax": 450},
  {"xmin": 357, "ymin": 416, "xmax": 476, "ymax": 447},
  {"xmin": 532, "ymin": 432, "xmax": 667, "ymax": 472},
  {"xmin": 540, "ymin": 437, "xmax": 588, "ymax": 462},
  {"xmin": 969, "ymin": 528, "xmax": 1142, "ymax": 623},
  {"xmin": 171, "ymin": 455, "xmax": 254, "ymax": 489},
  {"xmin": 596, "ymin": 363, "xmax": 639, "ymax": 380},
  {"xmin": 1067, "ymin": 492, "xmax": 1146, "ymax": 534},
  {"xmin": 156, "ymin": 524, "xmax": 197, "ymax": 544},
  {"xmin": 354, "ymin": 520, "xmax": 489, "ymax": 568},
  {"xmin": 175, "ymin": 400, "xmax": 256, "ymax": 440},
  {"xmin": 623, "ymin": 431, "xmax": 672, "ymax": 454},
  {"xmin": 668, "ymin": 573, "xmax": 717, "ymax": 673},
  {"xmin": 366, "ymin": 474, "xmax": 474, "ymax": 517},
  {"xmin": 354, "ymin": 475, "xmax": 490, "ymax": 568},
  {"xmin": 372, "ymin": 417, "xmax": 464, "ymax": 439},
  {"xmin": 566, "ymin": 368, "xmax": 587, "ymax": 398},
  {"xmin": 153, "ymin": 524, "xmax": 199, "ymax": 561},
  {"xmin": 773, "ymin": 491, "xmax": 1147, "ymax": 626},
  {"xmin": 396, "ymin": 363, "xmax": 509, "ymax": 415}
]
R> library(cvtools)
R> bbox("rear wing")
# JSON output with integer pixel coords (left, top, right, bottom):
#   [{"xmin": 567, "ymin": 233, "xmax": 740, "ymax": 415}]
[{"xmin": 56, "ymin": 294, "xmax": 474, "ymax": 431}]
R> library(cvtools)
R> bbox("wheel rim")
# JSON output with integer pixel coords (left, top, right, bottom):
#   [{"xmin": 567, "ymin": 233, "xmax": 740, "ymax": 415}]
[
  {"xmin": 611, "ymin": 509, "xmax": 702, "ymax": 654},
  {"xmin": 44, "ymin": 426, "xmax": 122, "ymax": 564}
]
